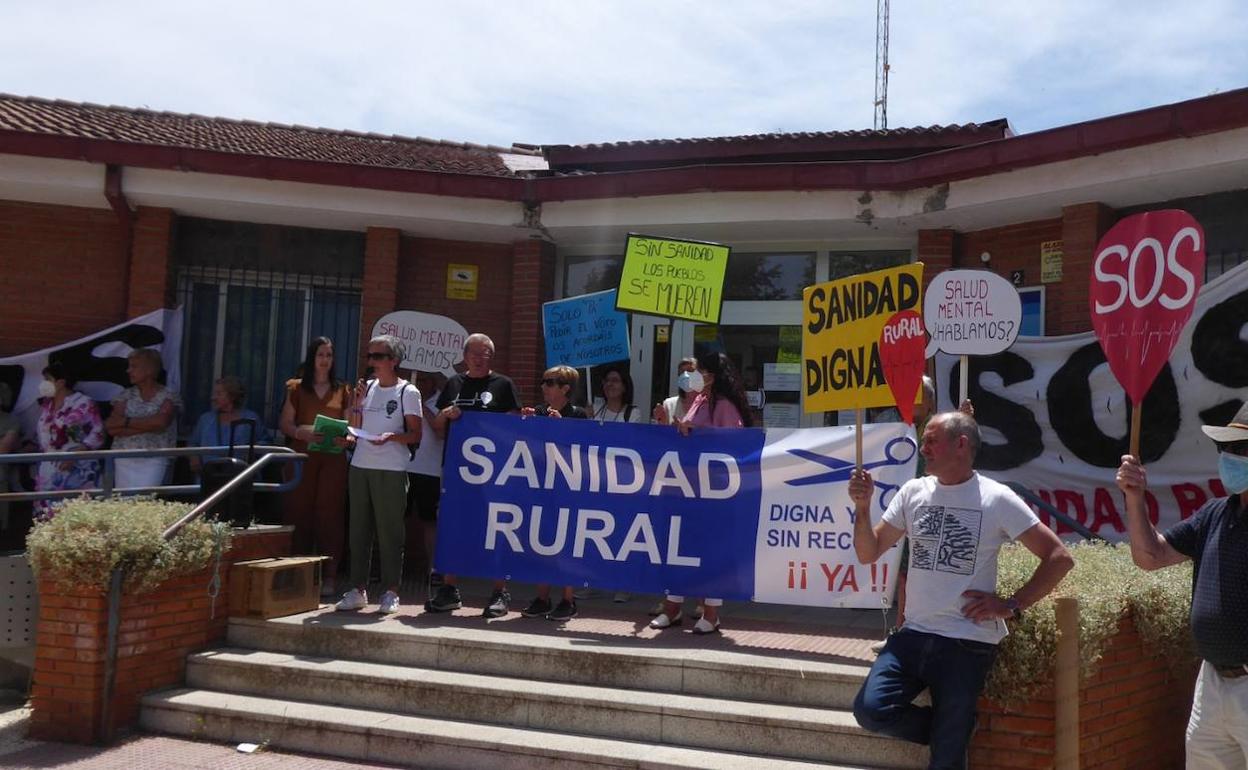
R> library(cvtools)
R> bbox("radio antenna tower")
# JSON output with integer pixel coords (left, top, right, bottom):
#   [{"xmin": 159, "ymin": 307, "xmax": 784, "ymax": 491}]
[{"xmin": 873, "ymin": 0, "xmax": 890, "ymax": 130}]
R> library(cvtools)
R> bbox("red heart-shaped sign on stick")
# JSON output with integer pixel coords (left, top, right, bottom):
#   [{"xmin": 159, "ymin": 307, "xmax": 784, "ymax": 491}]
[
  {"xmin": 1089, "ymin": 209, "xmax": 1206, "ymax": 405},
  {"xmin": 879, "ymin": 310, "xmax": 927, "ymax": 425}
]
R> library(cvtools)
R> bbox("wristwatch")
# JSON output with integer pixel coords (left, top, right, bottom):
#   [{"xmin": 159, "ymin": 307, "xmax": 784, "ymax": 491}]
[{"xmin": 1004, "ymin": 597, "xmax": 1022, "ymax": 620}]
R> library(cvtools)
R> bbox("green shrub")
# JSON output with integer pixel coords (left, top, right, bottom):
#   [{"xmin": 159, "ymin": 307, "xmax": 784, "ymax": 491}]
[
  {"xmin": 26, "ymin": 497, "xmax": 232, "ymax": 594},
  {"xmin": 986, "ymin": 540, "xmax": 1194, "ymax": 707}
]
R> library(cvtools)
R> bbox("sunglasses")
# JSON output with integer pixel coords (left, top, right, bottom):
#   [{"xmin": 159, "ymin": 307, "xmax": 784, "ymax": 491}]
[
  {"xmin": 541, "ymin": 378, "xmax": 567, "ymax": 387},
  {"xmin": 366, "ymin": 352, "xmax": 393, "ymax": 361}
]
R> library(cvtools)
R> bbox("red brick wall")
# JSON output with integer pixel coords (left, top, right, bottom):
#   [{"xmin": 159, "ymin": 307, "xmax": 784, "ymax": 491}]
[
  {"xmin": 508, "ymin": 239, "xmax": 557, "ymax": 405},
  {"xmin": 971, "ymin": 612, "xmax": 1196, "ymax": 769},
  {"xmin": 395, "ymin": 234, "xmax": 515, "ymax": 373},
  {"xmin": 0, "ymin": 199, "xmax": 127, "ymax": 356},
  {"xmin": 30, "ymin": 527, "xmax": 292, "ymax": 744},
  {"xmin": 360, "ymin": 227, "xmax": 401, "ymax": 363},
  {"xmin": 127, "ymin": 207, "xmax": 176, "ymax": 318}
]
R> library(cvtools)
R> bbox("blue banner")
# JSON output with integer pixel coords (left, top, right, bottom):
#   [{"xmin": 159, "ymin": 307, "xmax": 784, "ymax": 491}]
[
  {"xmin": 542, "ymin": 290, "xmax": 630, "ymax": 368},
  {"xmin": 436, "ymin": 412, "xmax": 917, "ymax": 606}
]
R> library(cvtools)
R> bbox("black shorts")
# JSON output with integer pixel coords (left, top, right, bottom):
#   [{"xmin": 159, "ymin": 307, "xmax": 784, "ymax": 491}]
[{"xmin": 406, "ymin": 473, "xmax": 441, "ymax": 522}]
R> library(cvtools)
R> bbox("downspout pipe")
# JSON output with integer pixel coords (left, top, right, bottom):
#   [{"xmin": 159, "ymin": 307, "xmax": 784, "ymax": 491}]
[{"xmin": 104, "ymin": 164, "xmax": 135, "ymax": 311}]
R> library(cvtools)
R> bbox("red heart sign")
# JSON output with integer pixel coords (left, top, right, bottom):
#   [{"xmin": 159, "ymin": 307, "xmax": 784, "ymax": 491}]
[
  {"xmin": 879, "ymin": 310, "xmax": 927, "ymax": 425},
  {"xmin": 1089, "ymin": 209, "xmax": 1205, "ymax": 405}
]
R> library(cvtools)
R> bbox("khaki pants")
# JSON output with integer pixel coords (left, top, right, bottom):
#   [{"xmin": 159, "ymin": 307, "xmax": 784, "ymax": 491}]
[
  {"xmin": 1187, "ymin": 660, "xmax": 1248, "ymax": 769},
  {"xmin": 347, "ymin": 466, "xmax": 408, "ymax": 591}
]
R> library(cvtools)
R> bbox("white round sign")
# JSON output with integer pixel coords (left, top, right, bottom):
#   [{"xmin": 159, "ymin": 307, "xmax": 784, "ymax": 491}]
[
  {"xmin": 371, "ymin": 310, "xmax": 468, "ymax": 375},
  {"xmin": 923, "ymin": 269, "xmax": 1023, "ymax": 357}
]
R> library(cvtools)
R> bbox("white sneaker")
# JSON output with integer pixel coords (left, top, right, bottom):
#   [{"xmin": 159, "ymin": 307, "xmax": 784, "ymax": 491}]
[
  {"xmin": 649, "ymin": 611, "xmax": 682, "ymax": 629},
  {"xmin": 378, "ymin": 590, "xmax": 400, "ymax": 614},
  {"xmin": 613, "ymin": 592, "xmax": 631, "ymax": 603},
  {"xmin": 335, "ymin": 588, "xmax": 367, "ymax": 611},
  {"xmin": 692, "ymin": 617, "xmax": 721, "ymax": 635}
]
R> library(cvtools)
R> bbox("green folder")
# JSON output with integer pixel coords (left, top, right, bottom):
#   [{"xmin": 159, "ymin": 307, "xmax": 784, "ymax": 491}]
[{"xmin": 308, "ymin": 414, "xmax": 349, "ymax": 454}]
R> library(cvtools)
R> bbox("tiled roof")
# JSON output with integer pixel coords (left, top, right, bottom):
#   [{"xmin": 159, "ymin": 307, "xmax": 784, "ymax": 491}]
[{"xmin": 0, "ymin": 94, "xmax": 540, "ymax": 177}]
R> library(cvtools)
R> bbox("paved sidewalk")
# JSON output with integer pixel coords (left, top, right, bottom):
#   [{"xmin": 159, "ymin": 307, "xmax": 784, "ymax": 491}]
[{"xmin": 0, "ymin": 733, "xmax": 410, "ymax": 769}]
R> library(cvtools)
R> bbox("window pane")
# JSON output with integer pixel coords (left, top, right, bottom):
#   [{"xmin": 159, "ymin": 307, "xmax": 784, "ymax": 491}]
[
  {"xmin": 310, "ymin": 288, "xmax": 361, "ymax": 384},
  {"xmin": 692, "ymin": 324, "xmax": 803, "ymax": 428},
  {"xmin": 564, "ymin": 256, "xmax": 622, "ymax": 297},
  {"xmin": 181, "ymin": 283, "xmax": 220, "ymax": 430},
  {"xmin": 221, "ymin": 286, "xmax": 273, "ymax": 419},
  {"xmin": 827, "ymin": 250, "xmax": 911, "ymax": 281},
  {"xmin": 723, "ymin": 253, "xmax": 816, "ymax": 300}
]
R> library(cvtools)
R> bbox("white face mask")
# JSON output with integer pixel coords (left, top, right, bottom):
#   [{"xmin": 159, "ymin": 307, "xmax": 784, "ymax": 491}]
[
  {"xmin": 38, "ymin": 380, "xmax": 57, "ymax": 399},
  {"xmin": 682, "ymin": 371, "xmax": 705, "ymax": 393}
]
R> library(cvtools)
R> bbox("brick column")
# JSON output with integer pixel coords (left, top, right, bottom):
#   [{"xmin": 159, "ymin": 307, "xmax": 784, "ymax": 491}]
[
  {"xmin": 917, "ymin": 228, "xmax": 958, "ymax": 295},
  {"xmin": 126, "ymin": 207, "xmax": 176, "ymax": 318},
  {"xmin": 1053, "ymin": 203, "xmax": 1117, "ymax": 335},
  {"xmin": 508, "ymin": 238, "xmax": 557, "ymax": 406},
  {"xmin": 360, "ymin": 227, "xmax": 401, "ymax": 363}
]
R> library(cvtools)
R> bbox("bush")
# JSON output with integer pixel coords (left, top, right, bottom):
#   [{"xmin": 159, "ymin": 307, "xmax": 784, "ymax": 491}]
[
  {"xmin": 26, "ymin": 496, "xmax": 232, "ymax": 594},
  {"xmin": 985, "ymin": 540, "xmax": 1194, "ymax": 706}
]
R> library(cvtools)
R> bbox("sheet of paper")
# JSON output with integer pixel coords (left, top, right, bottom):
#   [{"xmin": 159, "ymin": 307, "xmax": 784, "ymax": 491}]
[{"xmin": 347, "ymin": 426, "xmax": 385, "ymax": 442}]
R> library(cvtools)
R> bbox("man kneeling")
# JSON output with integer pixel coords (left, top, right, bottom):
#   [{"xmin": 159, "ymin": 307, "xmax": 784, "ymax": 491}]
[{"xmin": 849, "ymin": 411, "xmax": 1073, "ymax": 769}]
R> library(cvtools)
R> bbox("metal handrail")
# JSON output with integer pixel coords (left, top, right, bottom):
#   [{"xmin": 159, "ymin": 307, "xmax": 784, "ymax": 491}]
[
  {"xmin": 0, "ymin": 445, "xmax": 306, "ymax": 502},
  {"xmin": 1006, "ymin": 481, "xmax": 1105, "ymax": 542},
  {"xmin": 162, "ymin": 451, "xmax": 305, "ymax": 540}
]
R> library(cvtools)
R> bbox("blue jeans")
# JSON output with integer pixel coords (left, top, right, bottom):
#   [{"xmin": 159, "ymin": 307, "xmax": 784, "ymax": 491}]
[{"xmin": 853, "ymin": 629, "xmax": 998, "ymax": 770}]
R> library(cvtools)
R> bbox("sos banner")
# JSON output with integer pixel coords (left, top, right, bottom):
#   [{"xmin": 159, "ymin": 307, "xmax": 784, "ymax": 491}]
[
  {"xmin": 935, "ymin": 259, "xmax": 1248, "ymax": 539},
  {"xmin": 802, "ymin": 263, "xmax": 925, "ymax": 413},
  {"xmin": 437, "ymin": 412, "xmax": 913, "ymax": 607}
]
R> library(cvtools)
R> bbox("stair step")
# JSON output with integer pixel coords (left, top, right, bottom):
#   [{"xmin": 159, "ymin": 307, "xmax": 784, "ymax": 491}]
[
  {"xmin": 141, "ymin": 688, "xmax": 888, "ymax": 770},
  {"xmin": 186, "ymin": 648, "xmax": 923, "ymax": 767},
  {"xmin": 227, "ymin": 613, "xmax": 870, "ymax": 709}
]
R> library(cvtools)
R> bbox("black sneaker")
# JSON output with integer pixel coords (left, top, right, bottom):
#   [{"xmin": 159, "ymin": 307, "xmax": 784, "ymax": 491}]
[
  {"xmin": 522, "ymin": 597, "xmax": 553, "ymax": 618},
  {"xmin": 547, "ymin": 600, "xmax": 578, "ymax": 621},
  {"xmin": 429, "ymin": 571, "xmax": 445, "ymax": 587},
  {"xmin": 425, "ymin": 584, "xmax": 462, "ymax": 612},
  {"xmin": 483, "ymin": 590, "xmax": 511, "ymax": 618}
]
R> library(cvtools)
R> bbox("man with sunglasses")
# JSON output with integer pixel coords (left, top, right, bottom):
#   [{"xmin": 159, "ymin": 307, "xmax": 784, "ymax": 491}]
[
  {"xmin": 428, "ymin": 333, "xmax": 522, "ymax": 617},
  {"xmin": 1117, "ymin": 403, "xmax": 1248, "ymax": 768}
]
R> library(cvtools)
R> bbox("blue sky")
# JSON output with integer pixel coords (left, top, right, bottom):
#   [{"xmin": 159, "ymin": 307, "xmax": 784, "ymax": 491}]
[{"xmin": 3, "ymin": 0, "xmax": 1246, "ymax": 147}]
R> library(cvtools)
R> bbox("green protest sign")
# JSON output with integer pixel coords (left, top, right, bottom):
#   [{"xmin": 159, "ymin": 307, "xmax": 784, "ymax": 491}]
[{"xmin": 616, "ymin": 233, "xmax": 729, "ymax": 324}]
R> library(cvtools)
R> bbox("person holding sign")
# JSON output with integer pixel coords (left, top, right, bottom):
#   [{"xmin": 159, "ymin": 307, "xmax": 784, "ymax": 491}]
[
  {"xmin": 520, "ymin": 365, "xmax": 589, "ymax": 620},
  {"xmin": 850, "ymin": 411, "xmax": 1072, "ymax": 769},
  {"xmin": 279, "ymin": 336, "xmax": 353, "ymax": 596},
  {"xmin": 428, "ymin": 333, "xmax": 523, "ymax": 618},
  {"xmin": 1116, "ymin": 404, "xmax": 1248, "ymax": 768},
  {"xmin": 649, "ymin": 351, "xmax": 753, "ymax": 635}
]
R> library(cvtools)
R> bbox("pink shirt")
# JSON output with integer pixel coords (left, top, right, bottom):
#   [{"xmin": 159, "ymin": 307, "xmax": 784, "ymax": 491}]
[{"xmin": 684, "ymin": 393, "xmax": 744, "ymax": 428}]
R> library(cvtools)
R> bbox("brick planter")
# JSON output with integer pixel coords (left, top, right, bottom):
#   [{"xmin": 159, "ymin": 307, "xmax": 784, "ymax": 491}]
[
  {"xmin": 971, "ymin": 611, "xmax": 1197, "ymax": 770},
  {"xmin": 29, "ymin": 526, "xmax": 292, "ymax": 744}
]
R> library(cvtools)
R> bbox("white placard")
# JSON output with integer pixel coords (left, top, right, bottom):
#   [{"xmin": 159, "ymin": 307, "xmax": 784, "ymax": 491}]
[
  {"xmin": 372, "ymin": 311, "xmax": 468, "ymax": 375},
  {"xmin": 923, "ymin": 269, "xmax": 1022, "ymax": 357},
  {"xmin": 763, "ymin": 403, "xmax": 801, "ymax": 428}
]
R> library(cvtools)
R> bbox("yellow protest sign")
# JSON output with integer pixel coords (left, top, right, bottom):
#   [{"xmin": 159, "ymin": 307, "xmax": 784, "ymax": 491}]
[
  {"xmin": 802, "ymin": 263, "xmax": 924, "ymax": 412},
  {"xmin": 616, "ymin": 234, "xmax": 729, "ymax": 324}
]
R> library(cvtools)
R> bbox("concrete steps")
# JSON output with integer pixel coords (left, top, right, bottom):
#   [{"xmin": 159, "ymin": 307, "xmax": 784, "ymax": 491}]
[{"xmin": 140, "ymin": 610, "xmax": 928, "ymax": 769}]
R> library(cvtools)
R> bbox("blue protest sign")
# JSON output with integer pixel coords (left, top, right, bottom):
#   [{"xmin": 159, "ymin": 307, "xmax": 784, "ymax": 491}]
[
  {"xmin": 542, "ymin": 290, "xmax": 630, "ymax": 368},
  {"xmin": 436, "ymin": 412, "xmax": 916, "ymax": 607}
]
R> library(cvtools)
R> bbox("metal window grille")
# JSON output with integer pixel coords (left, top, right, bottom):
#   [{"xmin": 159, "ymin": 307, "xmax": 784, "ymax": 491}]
[{"xmin": 175, "ymin": 265, "xmax": 362, "ymax": 433}]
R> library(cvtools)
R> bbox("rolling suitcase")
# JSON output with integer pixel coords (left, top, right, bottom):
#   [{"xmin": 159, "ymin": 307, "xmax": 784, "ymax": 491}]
[{"xmin": 199, "ymin": 418, "xmax": 257, "ymax": 528}]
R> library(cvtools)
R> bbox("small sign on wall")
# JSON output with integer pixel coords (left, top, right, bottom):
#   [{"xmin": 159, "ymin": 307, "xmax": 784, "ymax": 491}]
[
  {"xmin": 447, "ymin": 264, "xmax": 479, "ymax": 300},
  {"xmin": 1040, "ymin": 240, "xmax": 1063, "ymax": 284}
]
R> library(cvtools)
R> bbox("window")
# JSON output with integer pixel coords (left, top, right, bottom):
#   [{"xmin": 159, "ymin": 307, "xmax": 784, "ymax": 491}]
[{"xmin": 723, "ymin": 253, "xmax": 815, "ymax": 300}]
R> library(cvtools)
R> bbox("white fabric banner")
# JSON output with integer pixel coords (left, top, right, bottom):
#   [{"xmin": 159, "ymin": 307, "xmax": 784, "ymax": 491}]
[
  {"xmin": 1, "ymin": 308, "xmax": 183, "ymax": 437},
  {"xmin": 935, "ymin": 261, "xmax": 1248, "ymax": 540}
]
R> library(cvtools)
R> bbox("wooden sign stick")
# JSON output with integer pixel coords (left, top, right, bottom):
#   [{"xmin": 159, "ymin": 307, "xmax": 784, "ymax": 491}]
[
  {"xmin": 958, "ymin": 355, "xmax": 969, "ymax": 407},
  {"xmin": 1130, "ymin": 401, "xmax": 1142, "ymax": 459}
]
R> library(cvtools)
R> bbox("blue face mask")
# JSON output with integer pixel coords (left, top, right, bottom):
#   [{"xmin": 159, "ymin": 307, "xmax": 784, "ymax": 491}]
[{"xmin": 1218, "ymin": 452, "xmax": 1248, "ymax": 495}]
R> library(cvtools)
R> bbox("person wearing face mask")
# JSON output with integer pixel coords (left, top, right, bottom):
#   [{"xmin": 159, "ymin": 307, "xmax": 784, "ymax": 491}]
[
  {"xmin": 652, "ymin": 357, "xmax": 702, "ymax": 425},
  {"xmin": 34, "ymin": 362, "xmax": 106, "ymax": 516},
  {"xmin": 1117, "ymin": 403, "xmax": 1248, "ymax": 768}
]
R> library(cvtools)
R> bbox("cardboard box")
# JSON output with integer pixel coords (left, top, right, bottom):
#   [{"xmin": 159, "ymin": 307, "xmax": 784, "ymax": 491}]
[{"xmin": 228, "ymin": 556, "xmax": 327, "ymax": 619}]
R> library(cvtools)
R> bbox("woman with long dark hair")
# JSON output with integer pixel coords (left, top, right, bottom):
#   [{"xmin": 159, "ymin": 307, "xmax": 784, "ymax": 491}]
[
  {"xmin": 279, "ymin": 336, "xmax": 353, "ymax": 596},
  {"xmin": 592, "ymin": 366, "xmax": 642, "ymax": 423},
  {"xmin": 649, "ymin": 351, "xmax": 752, "ymax": 635}
]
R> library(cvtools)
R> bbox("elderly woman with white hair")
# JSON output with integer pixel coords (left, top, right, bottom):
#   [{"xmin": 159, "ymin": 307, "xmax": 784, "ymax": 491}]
[{"xmin": 105, "ymin": 348, "xmax": 181, "ymax": 491}]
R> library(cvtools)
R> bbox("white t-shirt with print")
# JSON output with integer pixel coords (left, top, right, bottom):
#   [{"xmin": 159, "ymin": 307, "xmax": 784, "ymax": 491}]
[
  {"xmin": 351, "ymin": 380, "xmax": 422, "ymax": 472},
  {"xmin": 591, "ymin": 399, "xmax": 642, "ymax": 423},
  {"xmin": 882, "ymin": 472, "xmax": 1040, "ymax": 645},
  {"xmin": 406, "ymin": 389, "xmax": 444, "ymax": 478}
]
